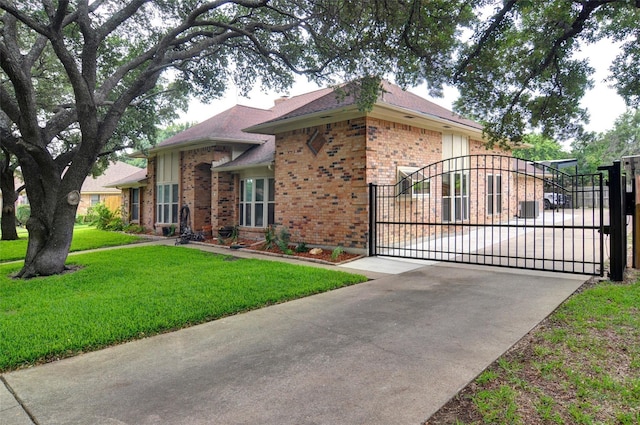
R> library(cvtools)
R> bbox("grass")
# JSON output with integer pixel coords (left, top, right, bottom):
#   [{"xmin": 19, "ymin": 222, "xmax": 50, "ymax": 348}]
[
  {"xmin": 0, "ymin": 225, "xmax": 144, "ymax": 262},
  {"xmin": 426, "ymin": 272, "xmax": 640, "ymax": 424},
  {"xmin": 0, "ymin": 245, "xmax": 367, "ymax": 372}
]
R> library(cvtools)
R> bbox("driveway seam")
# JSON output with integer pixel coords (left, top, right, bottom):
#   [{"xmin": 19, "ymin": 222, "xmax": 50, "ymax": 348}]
[{"xmin": 1, "ymin": 375, "xmax": 37, "ymax": 425}]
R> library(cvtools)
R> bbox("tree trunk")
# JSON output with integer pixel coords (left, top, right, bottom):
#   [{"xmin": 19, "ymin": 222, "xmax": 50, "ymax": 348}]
[
  {"xmin": 1, "ymin": 202, "xmax": 19, "ymax": 240},
  {"xmin": 14, "ymin": 156, "xmax": 85, "ymax": 278},
  {"xmin": 0, "ymin": 155, "xmax": 19, "ymax": 240},
  {"xmin": 17, "ymin": 196, "xmax": 78, "ymax": 278}
]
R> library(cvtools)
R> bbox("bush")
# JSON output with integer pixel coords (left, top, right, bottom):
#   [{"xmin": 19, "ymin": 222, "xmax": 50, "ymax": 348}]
[
  {"xmin": 124, "ymin": 223, "xmax": 145, "ymax": 234},
  {"xmin": 86, "ymin": 203, "xmax": 124, "ymax": 231},
  {"xmin": 276, "ymin": 226, "xmax": 291, "ymax": 253},
  {"xmin": 264, "ymin": 226, "xmax": 276, "ymax": 249},
  {"xmin": 331, "ymin": 246, "xmax": 344, "ymax": 261},
  {"xmin": 16, "ymin": 205, "xmax": 30, "ymax": 225},
  {"xmin": 294, "ymin": 242, "xmax": 309, "ymax": 253}
]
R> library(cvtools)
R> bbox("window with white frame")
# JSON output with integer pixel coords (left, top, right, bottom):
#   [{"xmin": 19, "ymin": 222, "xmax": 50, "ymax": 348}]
[
  {"xmin": 486, "ymin": 174, "xmax": 503, "ymax": 215},
  {"xmin": 156, "ymin": 152, "xmax": 179, "ymax": 224},
  {"xmin": 397, "ymin": 166, "xmax": 430, "ymax": 197},
  {"xmin": 131, "ymin": 188, "xmax": 140, "ymax": 221},
  {"xmin": 157, "ymin": 183, "xmax": 178, "ymax": 224},
  {"xmin": 90, "ymin": 194, "xmax": 100, "ymax": 205},
  {"xmin": 240, "ymin": 177, "xmax": 275, "ymax": 227}
]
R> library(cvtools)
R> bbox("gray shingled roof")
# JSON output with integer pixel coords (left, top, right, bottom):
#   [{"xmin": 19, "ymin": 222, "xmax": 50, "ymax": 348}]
[
  {"xmin": 83, "ymin": 161, "xmax": 144, "ymax": 193},
  {"xmin": 247, "ymin": 80, "xmax": 482, "ymax": 132},
  {"xmin": 155, "ymin": 105, "xmax": 273, "ymax": 150},
  {"xmin": 105, "ymin": 168, "xmax": 148, "ymax": 188},
  {"xmin": 145, "ymin": 82, "xmax": 482, "ymax": 171},
  {"xmin": 214, "ymin": 139, "xmax": 275, "ymax": 172},
  {"xmin": 153, "ymin": 88, "xmax": 335, "ymax": 151}
]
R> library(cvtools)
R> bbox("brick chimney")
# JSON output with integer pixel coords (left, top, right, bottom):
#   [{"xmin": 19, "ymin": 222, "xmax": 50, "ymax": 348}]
[{"xmin": 274, "ymin": 96, "xmax": 289, "ymax": 106}]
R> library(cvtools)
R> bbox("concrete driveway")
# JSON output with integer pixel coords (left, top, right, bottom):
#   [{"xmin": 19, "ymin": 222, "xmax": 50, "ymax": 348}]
[{"xmin": 1, "ymin": 261, "xmax": 587, "ymax": 425}]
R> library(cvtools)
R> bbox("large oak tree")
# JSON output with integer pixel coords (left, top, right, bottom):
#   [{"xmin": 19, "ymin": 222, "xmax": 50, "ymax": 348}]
[{"xmin": 0, "ymin": 0, "xmax": 474, "ymax": 277}]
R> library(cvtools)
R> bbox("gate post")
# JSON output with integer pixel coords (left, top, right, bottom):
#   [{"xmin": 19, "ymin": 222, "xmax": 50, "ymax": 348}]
[
  {"xmin": 599, "ymin": 161, "xmax": 626, "ymax": 281},
  {"xmin": 368, "ymin": 183, "xmax": 377, "ymax": 256}
]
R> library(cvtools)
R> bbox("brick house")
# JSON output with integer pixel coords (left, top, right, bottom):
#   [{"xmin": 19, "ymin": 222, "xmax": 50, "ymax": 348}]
[{"xmin": 117, "ymin": 81, "xmax": 528, "ymax": 253}]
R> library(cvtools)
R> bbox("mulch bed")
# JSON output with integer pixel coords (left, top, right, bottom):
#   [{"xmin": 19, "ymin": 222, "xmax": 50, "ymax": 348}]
[{"xmin": 203, "ymin": 239, "xmax": 361, "ymax": 264}]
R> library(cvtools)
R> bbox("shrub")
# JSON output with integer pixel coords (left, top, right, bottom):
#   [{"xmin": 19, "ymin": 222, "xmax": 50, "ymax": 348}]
[
  {"xmin": 123, "ymin": 223, "xmax": 145, "ymax": 234},
  {"xmin": 294, "ymin": 242, "xmax": 309, "ymax": 253},
  {"xmin": 331, "ymin": 246, "xmax": 344, "ymax": 261},
  {"xmin": 264, "ymin": 226, "xmax": 276, "ymax": 249},
  {"xmin": 276, "ymin": 226, "xmax": 291, "ymax": 252},
  {"xmin": 16, "ymin": 204, "xmax": 30, "ymax": 225},
  {"xmin": 86, "ymin": 203, "xmax": 124, "ymax": 231}
]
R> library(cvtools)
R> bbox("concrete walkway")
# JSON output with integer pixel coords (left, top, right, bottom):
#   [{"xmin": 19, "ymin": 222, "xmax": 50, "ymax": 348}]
[{"xmin": 1, "ymin": 248, "xmax": 588, "ymax": 425}]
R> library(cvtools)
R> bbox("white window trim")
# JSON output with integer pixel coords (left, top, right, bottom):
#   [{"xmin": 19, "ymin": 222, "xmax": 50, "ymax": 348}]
[
  {"xmin": 156, "ymin": 183, "xmax": 179, "ymax": 224},
  {"xmin": 486, "ymin": 174, "xmax": 503, "ymax": 216},
  {"xmin": 240, "ymin": 177, "xmax": 275, "ymax": 228},
  {"xmin": 397, "ymin": 166, "xmax": 430, "ymax": 197},
  {"xmin": 130, "ymin": 188, "xmax": 140, "ymax": 222}
]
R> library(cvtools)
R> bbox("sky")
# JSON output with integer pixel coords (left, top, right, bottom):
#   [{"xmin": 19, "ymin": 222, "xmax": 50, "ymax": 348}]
[{"xmin": 180, "ymin": 39, "xmax": 628, "ymax": 136}]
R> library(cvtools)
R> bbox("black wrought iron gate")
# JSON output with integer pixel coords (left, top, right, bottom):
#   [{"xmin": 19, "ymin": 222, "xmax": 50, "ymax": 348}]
[{"xmin": 369, "ymin": 154, "xmax": 606, "ymax": 276}]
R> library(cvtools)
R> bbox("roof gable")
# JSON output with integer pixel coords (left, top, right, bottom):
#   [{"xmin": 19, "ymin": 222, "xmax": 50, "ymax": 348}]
[
  {"xmin": 246, "ymin": 80, "xmax": 482, "ymax": 134},
  {"xmin": 156, "ymin": 105, "xmax": 273, "ymax": 150},
  {"xmin": 106, "ymin": 168, "xmax": 148, "ymax": 188},
  {"xmin": 83, "ymin": 161, "xmax": 144, "ymax": 193},
  {"xmin": 149, "ymin": 88, "xmax": 334, "ymax": 154}
]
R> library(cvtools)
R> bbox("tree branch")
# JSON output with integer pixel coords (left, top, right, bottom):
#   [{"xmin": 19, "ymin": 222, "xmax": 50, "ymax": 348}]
[{"xmin": 454, "ymin": 0, "xmax": 518, "ymax": 82}]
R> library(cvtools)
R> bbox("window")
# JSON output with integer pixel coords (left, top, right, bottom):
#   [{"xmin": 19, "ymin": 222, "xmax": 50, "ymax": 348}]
[
  {"xmin": 90, "ymin": 194, "xmax": 100, "ymax": 205},
  {"xmin": 157, "ymin": 183, "xmax": 179, "ymax": 224},
  {"xmin": 240, "ymin": 178, "xmax": 275, "ymax": 227},
  {"xmin": 442, "ymin": 171, "xmax": 469, "ymax": 221},
  {"xmin": 486, "ymin": 174, "xmax": 502, "ymax": 215},
  {"xmin": 156, "ymin": 152, "xmax": 179, "ymax": 224},
  {"xmin": 397, "ymin": 166, "xmax": 430, "ymax": 197},
  {"xmin": 131, "ymin": 188, "xmax": 140, "ymax": 221}
]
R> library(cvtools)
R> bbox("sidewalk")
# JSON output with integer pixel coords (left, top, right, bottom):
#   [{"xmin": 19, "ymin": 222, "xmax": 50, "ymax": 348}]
[{"xmin": 1, "ymin": 246, "xmax": 588, "ymax": 424}]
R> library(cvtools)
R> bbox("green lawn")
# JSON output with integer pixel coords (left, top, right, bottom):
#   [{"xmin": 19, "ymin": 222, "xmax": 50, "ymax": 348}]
[
  {"xmin": 0, "ymin": 245, "xmax": 367, "ymax": 372},
  {"xmin": 0, "ymin": 225, "xmax": 144, "ymax": 262},
  {"xmin": 427, "ymin": 275, "xmax": 640, "ymax": 424}
]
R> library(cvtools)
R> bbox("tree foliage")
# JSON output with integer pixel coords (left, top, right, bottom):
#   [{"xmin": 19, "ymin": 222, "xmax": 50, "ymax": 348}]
[
  {"xmin": 512, "ymin": 134, "xmax": 571, "ymax": 162},
  {"xmin": 454, "ymin": 0, "xmax": 640, "ymax": 147},
  {"xmin": 1, "ymin": 0, "xmax": 639, "ymax": 277},
  {"xmin": 571, "ymin": 108, "xmax": 640, "ymax": 174},
  {"xmin": 0, "ymin": 0, "xmax": 476, "ymax": 277}
]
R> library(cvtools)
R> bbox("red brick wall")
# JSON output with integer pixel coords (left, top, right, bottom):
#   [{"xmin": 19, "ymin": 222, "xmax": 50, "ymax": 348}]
[
  {"xmin": 212, "ymin": 171, "xmax": 236, "ymax": 231},
  {"xmin": 120, "ymin": 190, "xmax": 131, "ymax": 223},
  {"xmin": 370, "ymin": 135, "xmax": 519, "ymax": 246},
  {"xmin": 181, "ymin": 146, "xmax": 230, "ymax": 231},
  {"xmin": 274, "ymin": 119, "xmax": 369, "ymax": 249},
  {"xmin": 141, "ymin": 157, "xmax": 156, "ymax": 232},
  {"xmin": 365, "ymin": 118, "xmax": 443, "ymax": 185}
]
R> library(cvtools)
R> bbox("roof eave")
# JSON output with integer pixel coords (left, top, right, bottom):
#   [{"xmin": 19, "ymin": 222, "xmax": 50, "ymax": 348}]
[
  {"xmin": 370, "ymin": 103, "xmax": 485, "ymax": 138},
  {"xmin": 134, "ymin": 137, "xmax": 267, "ymax": 158},
  {"xmin": 213, "ymin": 161, "xmax": 274, "ymax": 173},
  {"xmin": 244, "ymin": 101, "xmax": 486, "ymax": 139},
  {"xmin": 244, "ymin": 106, "xmax": 363, "ymax": 135}
]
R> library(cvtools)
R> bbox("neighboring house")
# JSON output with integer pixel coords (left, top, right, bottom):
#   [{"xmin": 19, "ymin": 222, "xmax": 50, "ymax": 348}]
[
  {"xmin": 120, "ymin": 80, "xmax": 528, "ymax": 253},
  {"xmin": 77, "ymin": 161, "xmax": 144, "ymax": 215},
  {"xmin": 105, "ymin": 168, "xmax": 148, "ymax": 224},
  {"xmin": 1, "ymin": 161, "xmax": 143, "ymax": 219}
]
